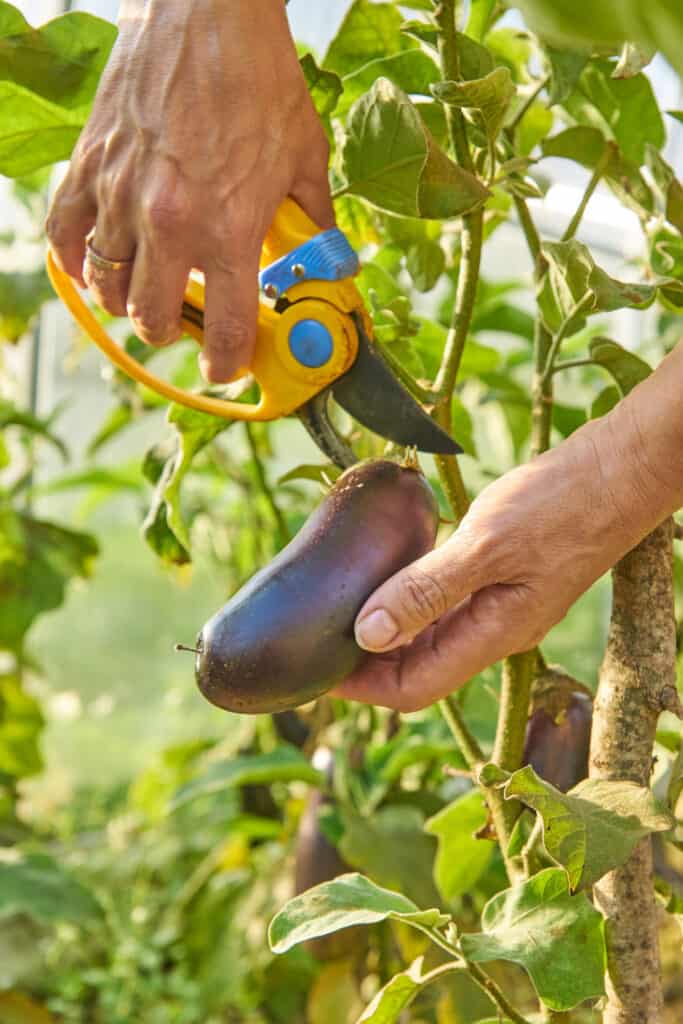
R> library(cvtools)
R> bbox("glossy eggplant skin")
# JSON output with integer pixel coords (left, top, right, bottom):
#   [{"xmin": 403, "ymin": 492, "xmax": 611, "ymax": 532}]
[
  {"xmin": 523, "ymin": 672, "xmax": 593, "ymax": 793},
  {"xmin": 194, "ymin": 459, "xmax": 438, "ymax": 714}
]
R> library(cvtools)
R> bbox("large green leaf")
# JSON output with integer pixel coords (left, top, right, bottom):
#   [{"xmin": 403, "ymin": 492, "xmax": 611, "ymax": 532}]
[
  {"xmin": 0, "ymin": 80, "xmax": 84, "ymax": 176},
  {"xmin": 460, "ymin": 868, "xmax": 606, "ymax": 1011},
  {"xmin": 505, "ymin": 766, "xmax": 673, "ymax": 890},
  {"xmin": 650, "ymin": 227, "xmax": 683, "ymax": 309},
  {"xmin": 425, "ymin": 790, "xmax": 495, "ymax": 903},
  {"xmin": 432, "ymin": 68, "xmax": 516, "ymax": 146},
  {"xmin": 171, "ymin": 745, "xmax": 324, "ymax": 810},
  {"xmin": 646, "ymin": 146, "xmax": 683, "ymax": 234},
  {"xmin": 0, "ymin": 267, "xmax": 53, "ymax": 343},
  {"xmin": 0, "ymin": 505, "xmax": 98, "ymax": 651},
  {"xmin": 269, "ymin": 872, "xmax": 449, "ymax": 954},
  {"xmin": 0, "ymin": 4, "xmax": 116, "ymax": 109},
  {"xmin": 338, "ymin": 78, "xmax": 489, "ymax": 219},
  {"xmin": 543, "ymin": 45, "xmax": 587, "ymax": 105},
  {"xmin": 337, "ymin": 49, "xmax": 440, "ymax": 119},
  {"xmin": 563, "ymin": 61, "xmax": 664, "ymax": 167},
  {"xmin": 0, "ymin": 852, "xmax": 101, "ymax": 924},
  {"xmin": 537, "ymin": 239, "xmax": 656, "ymax": 335},
  {"xmin": 324, "ymin": 0, "xmax": 408, "ymax": 77}
]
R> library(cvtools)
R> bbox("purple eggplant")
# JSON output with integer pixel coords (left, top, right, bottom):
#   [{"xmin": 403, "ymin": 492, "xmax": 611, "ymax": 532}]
[
  {"xmin": 523, "ymin": 670, "xmax": 593, "ymax": 793},
  {"xmin": 192, "ymin": 459, "xmax": 439, "ymax": 714}
]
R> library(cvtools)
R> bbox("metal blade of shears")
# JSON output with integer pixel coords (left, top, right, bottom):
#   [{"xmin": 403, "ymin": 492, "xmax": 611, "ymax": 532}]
[{"xmin": 330, "ymin": 314, "xmax": 462, "ymax": 457}]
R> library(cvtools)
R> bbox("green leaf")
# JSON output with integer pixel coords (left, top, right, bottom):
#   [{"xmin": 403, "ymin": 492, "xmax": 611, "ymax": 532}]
[
  {"xmin": 0, "ymin": 674, "xmax": 43, "ymax": 779},
  {"xmin": 338, "ymin": 78, "xmax": 489, "ymax": 219},
  {"xmin": 337, "ymin": 49, "xmax": 441, "ymax": 119},
  {"xmin": 0, "ymin": 506, "xmax": 98, "ymax": 651},
  {"xmin": 300, "ymin": 53, "xmax": 343, "ymax": 118},
  {"xmin": 142, "ymin": 402, "xmax": 234, "ymax": 564},
  {"xmin": 268, "ymin": 872, "xmax": 447, "ymax": 954},
  {"xmin": 357, "ymin": 957, "xmax": 425, "ymax": 1023},
  {"xmin": 425, "ymin": 790, "xmax": 495, "ymax": 903},
  {"xmin": 541, "ymin": 127, "xmax": 653, "ymax": 216},
  {"xmin": 433, "ymin": 68, "xmax": 516, "ymax": 145},
  {"xmin": 552, "ymin": 402, "xmax": 586, "ymax": 438},
  {"xmin": 0, "ymin": 398, "xmax": 67, "ymax": 459},
  {"xmin": 465, "ymin": 0, "xmax": 497, "ymax": 42},
  {"xmin": 324, "ymin": 1, "xmax": 407, "ymax": 77},
  {"xmin": 645, "ymin": 146, "xmax": 683, "ymax": 234},
  {"xmin": 564, "ymin": 61, "xmax": 664, "ymax": 167},
  {"xmin": 0, "ymin": 4, "xmax": 116, "ymax": 109},
  {"xmin": 0, "ymin": 267, "xmax": 53, "ymax": 343},
  {"xmin": 277, "ymin": 463, "xmax": 341, "ymax": 486},
  {"xmin": 650, "ymin": 227, "xmax": 683, "ymax": 309},
  {"xmin": 505, "ymin": 766, "xmax": 673, "ymax": 890},
  {"xmin": 405, "ymin": 239, "xmax": 445, "ymax": 292},
  {"xmin": 516, "ymin": 101, "xmax": 553, "ymax": 157},
  {"xmin": 588, "ymin": 337, "xmax": 651, "ymax": 396},
  {"xmin": 460, "ymin": 867, "xmax": 606, "ymax": 1011},
  {"xmin": 171, "ymin": 745, "xmax": 324, "ymax": 810},
  {"xmin": 339, "ymin": 805, "xmax": 441, "ymax": 910},
  {"xmin": 0, "ymin": 80, "xmax": 84, "ymax": 176},
  {"xmin": 0, "ymin": 851, "xmax": 101, "ymax": 924},
  {"xmin": 537, "ymin": 239, "xmax": 656, "ymax": 335},
  {"xmin": 543, "ymin": 45, "xmax": 587, "ymax": 105},
  {"xmin": 590, "ymin": 384, "xmax": 620, "ymax": 420}
]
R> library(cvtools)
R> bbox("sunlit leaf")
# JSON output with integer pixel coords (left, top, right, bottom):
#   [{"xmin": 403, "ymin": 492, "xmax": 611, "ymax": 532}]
[
  {"xmin": 433, "ymin": 67, "xmax": 516, "ymax": 146},
  {"xmin": 357, "ymin": 957, "xmax": 425, "ymax": 1023},
  {"xmin": 269, "ymin": 872, "xmax": 449, "ymax": 954},
  {"xmin": 505, "ymin": 766, "xmax": 673, "ymax": 890},
  {"xmin": 0, "ymin": 80, "xmax": 84, "ymax": 176},
  {"xmin": 425, "ymin": 790, "xmax": 495, "ymax": 902},
  {"xmin": 338, "ymin": 78, "xmax": 489, "ymax": 219},
  {"xmin": 0, "ymin": 674, "xmax": 43, "ymax": 779},
  {"xmin": 300, "ymin": 52, "xmax": 343, "ymax": 118},
  {"xmin": 0, "ymin": 4, "xmax": 116, "ymax": 109},
  {"xmin": 588, "ymin": 337, "xmax": 651, "ymax": 396},
  {"xmin": 460, "ymin": 867, "xmax": 606, "ymax": 1010}
]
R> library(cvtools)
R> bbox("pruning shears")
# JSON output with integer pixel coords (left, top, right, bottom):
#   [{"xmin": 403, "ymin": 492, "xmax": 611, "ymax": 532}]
[{"xmin": 46, "ymin": 197, "xmax": 460, "ymax": 468}]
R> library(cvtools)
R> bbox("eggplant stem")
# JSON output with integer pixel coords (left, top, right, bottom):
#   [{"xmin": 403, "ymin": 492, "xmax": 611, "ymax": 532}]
[{"xmin": 175, "ymin": 643, "xmax": 200, "ymax": 655}]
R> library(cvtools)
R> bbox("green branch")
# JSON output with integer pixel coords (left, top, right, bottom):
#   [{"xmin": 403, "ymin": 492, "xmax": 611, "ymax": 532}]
[{"xmin": 561, "ymin": 146, "xmax": 612, "ymax": 242}]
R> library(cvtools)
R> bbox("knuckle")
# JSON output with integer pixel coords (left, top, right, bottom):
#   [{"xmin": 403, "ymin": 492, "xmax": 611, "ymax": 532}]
[
  {"xmin": 141, "ymin": 189, "xmax": 190, "ymax": 236},
  {"xmin": 396, "ymin": 568, "xmax": 448, "ymax": 625}
]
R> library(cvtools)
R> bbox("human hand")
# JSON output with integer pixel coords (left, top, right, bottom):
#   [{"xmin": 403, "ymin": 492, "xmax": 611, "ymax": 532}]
[
  {"xmin": 46, "ymin": 0, "xmax": 333, "ymax": 382},
  {"xmin": 334, "ymin": 407, "xmax": 673, "ymax": 712}
]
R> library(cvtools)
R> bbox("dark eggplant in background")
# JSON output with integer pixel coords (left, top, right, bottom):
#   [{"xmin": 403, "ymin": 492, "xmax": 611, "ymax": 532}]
[
  {"xmin": 522, "ymin": 667, "xmax": 593, "ymax": 793},
  {"xmin": 190, "ymin": 459, "xmax": 439, "ymax": 715}
]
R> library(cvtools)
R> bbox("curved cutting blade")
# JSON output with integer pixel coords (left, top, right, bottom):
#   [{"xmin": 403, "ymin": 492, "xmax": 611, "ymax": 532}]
[{"xmin": 331, "ymin": 315, "xmax": 462, "ymax": 455}]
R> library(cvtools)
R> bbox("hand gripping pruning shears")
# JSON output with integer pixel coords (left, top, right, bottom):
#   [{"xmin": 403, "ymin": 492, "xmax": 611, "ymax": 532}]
[{"xmin": 46, "ymin": 198, "xmax": 461, "ymax": 468}]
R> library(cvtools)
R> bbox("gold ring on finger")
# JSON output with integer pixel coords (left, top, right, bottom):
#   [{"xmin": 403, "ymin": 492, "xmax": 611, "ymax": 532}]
[{"xmin": 85, "ymin": 232, "xmax": 135, "ymax": 272}]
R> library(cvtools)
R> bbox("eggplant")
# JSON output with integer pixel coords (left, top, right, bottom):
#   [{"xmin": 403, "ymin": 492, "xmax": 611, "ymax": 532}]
[
  {"xmin": 191, "ymin": 459, "xmax": 439, "ymax": 714},
  {"xmin": 523, "ymin": 668, "xmax": 593, "ymax": 793}
]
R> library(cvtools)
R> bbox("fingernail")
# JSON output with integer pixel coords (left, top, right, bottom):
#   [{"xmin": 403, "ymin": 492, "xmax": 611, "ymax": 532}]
[{"xmin": 355, "ymin": 609, "xmax": 400, "ymax": 651}]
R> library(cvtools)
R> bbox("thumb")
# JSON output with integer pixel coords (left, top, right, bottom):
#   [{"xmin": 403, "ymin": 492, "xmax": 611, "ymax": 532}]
[{"xmin": 354, "ymin": 526, "xmax": 490, "ymax": 653}]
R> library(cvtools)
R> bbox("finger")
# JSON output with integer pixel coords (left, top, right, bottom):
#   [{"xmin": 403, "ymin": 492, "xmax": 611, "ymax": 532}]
[
  {"xmin": 353, "ymin": 523, "xmax": 493, "ymax": 653},
  {"xmin": 83, "ymin": 220, "xmax": 137, "ymax": 317},
  {"xmin": 336, "ymin": 583, "xmax": 534, "ymax": 712},
  {"xmin": 45, "ymin": 179, "xmax": 97, "ymax": 288},
  {"xmin": 291, "ymin": 177, "xmax": 336, "ymax": 231},
  {"xmin": 126, "ymin": 239, "xmax": 191, "ymax": 346},
  {"xmin": 199, "ymin": 257, "xmax": 259, "ymax": 383}
]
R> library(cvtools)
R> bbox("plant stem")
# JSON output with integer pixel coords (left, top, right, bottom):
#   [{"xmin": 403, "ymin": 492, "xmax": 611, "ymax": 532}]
[
  {"xmin": 552, "ymin": 357, "xmax": 594, "ymax": 374},
  {"xmin": 490, "ymin": 650, "xmax": 537, "ymax": 865},
  {"xmin": 590, "ymin": 520, "xmax": 675, "ymax": 1024},
  {"xmin": 540, "ymin": 295, "xmax": 592, "ymax": 387},
  {"xmin": 512, "ymin": 194, "xmax": 541, "ymax": 264},
  {"xmin": 434, "ymin": 0, "xmax": 472, "ymax": 172},
  {"xmin": 244, "ymin": 423, "xmax": 290, "ymax": 546},
  {"xmin": 466, "ymin": 961, "xmax": 535, "ymax": 1024},
  {"xmin": 507, "ymin": 74, "xmax": 550, "ymax": 134},
  {"xmin": 439, "ymin": 695, "xmax": 485, "ymax": 766},
  {"xmin": 561, "ymin": 147, "xmax": 611, "ymax": 242}
]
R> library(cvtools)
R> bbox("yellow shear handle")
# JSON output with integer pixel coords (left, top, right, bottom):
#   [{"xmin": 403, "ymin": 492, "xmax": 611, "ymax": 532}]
[{"xmin": 46, "ymin": 199, "xmax": 357, "ymax": 422}]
